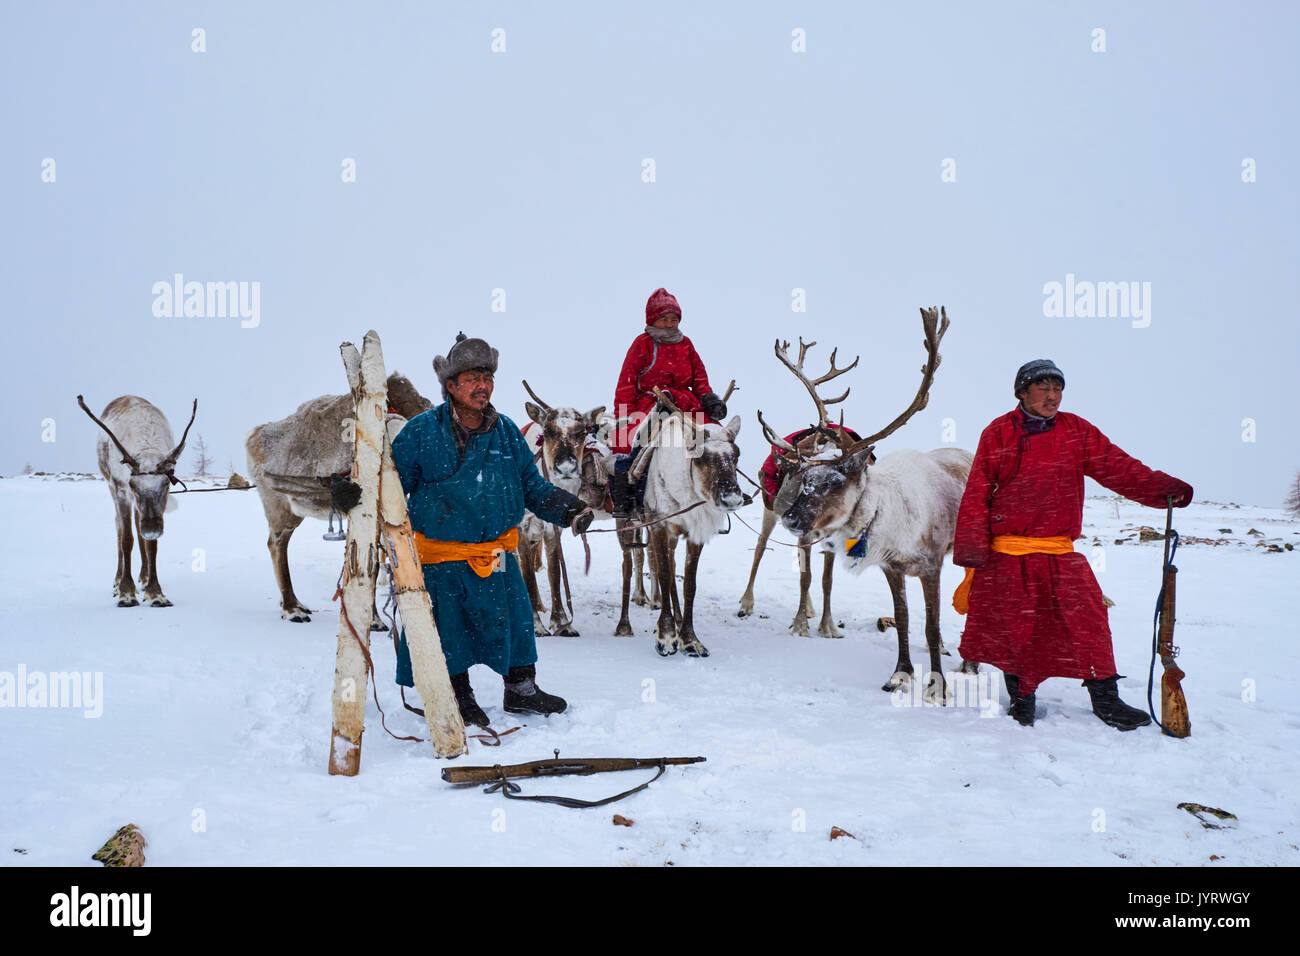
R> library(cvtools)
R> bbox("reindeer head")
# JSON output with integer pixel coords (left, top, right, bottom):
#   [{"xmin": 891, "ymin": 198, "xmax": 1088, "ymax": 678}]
[
  {"xmin": 778, "ymin": 441, "xmax": 876, "ymax": 538},
  {"xmin": 647, "ymin": 388, "xmax": 746, "ymax": 511},
  {"xmin": 79, "ymin": 395, "xmax": 197, "ymax": 539},
  {"xmin": 688, "ymin": 415, "xmax": 746, "ymax": 511},
  {"xmin": 761, "ymin": 306, "xmax": 950, "ymax": 540},
  {"xmin": 522, "ymin": 380, "xmax": 610, "ymax": 506}
]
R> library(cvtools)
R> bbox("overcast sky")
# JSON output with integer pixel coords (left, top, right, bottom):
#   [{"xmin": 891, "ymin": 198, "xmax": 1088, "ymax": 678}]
[{"xmin": 4, "ymin": 1, "xmax": 1297, "ymax": 506}]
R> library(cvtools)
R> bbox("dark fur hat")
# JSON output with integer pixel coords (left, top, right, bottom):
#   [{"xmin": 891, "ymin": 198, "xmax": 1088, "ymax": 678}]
[
  {"xmin": 433, "ymin": 332, "xmax": 499, "ymax": 386},
  {"xmin": 1013, "ymin": 359, "xmax": 1065, "ymax": 397}
]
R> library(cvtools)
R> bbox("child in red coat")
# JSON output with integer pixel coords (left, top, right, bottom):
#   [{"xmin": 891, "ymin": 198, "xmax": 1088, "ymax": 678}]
[{"xmin": 609, "ymin": 288, "xmax": 728, "ymax": 516}]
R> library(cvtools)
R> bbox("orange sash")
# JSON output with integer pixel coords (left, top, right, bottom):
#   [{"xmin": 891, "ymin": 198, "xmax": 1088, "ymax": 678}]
[
  {"xmin": 952, "ymin": 534, "xmax": 1076, "ymax": 614},
  {"xmin": 412, "ymin": 527, "xmax": 520, "ymax": 579}
]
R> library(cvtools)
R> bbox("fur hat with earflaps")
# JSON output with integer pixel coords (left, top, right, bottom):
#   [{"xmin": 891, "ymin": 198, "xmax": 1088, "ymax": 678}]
[{"xmin": 434, "ymin": 332, "xmax": 499, "ymax": 386}]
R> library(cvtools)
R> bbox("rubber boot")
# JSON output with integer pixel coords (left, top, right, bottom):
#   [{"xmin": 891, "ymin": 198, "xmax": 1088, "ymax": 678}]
[
  {"xmin": 1084, "ymin": 675, "xmax": 1151, "ymax": 731},
  {"xmin": 610, "ymin": 469, "xmax": 634, "ymax": 519},
  {"xmin": 1004, "ymin": 673, "xmax": 1035, "ymax": 727},
  {"xmin": 449, "ymin": 671, "xmax": 489, "ymax": 727},
  {"xmin": 503, "ymin": 664, "xmax": 567, "ymax": 716}
]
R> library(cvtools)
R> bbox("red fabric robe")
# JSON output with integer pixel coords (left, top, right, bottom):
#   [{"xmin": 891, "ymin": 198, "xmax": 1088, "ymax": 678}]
[
  {"xmin": 611, "ymin": 332, "xmax": 714, "ymax": 454},
  {"xmin": 953, "ymin": 408, "xmax": 1192, "ymax": 695}
]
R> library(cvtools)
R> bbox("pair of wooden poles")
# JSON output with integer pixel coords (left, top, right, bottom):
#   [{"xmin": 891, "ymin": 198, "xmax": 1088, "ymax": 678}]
[{"xmin": 327, "ymin": 331, "xmax": 465, "ymax": 775}]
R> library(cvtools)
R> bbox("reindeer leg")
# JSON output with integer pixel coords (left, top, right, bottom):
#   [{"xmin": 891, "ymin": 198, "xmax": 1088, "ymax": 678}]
[
  {"xmin": 520, "ymin": 537, "xmax": 550, "ymax": 636},
  {"xmin": 738, "ymin": 506, "xmax": 776, "ymax": 617},
  {"xmin": 667, "ymin": 539, "xmax": 683, "ymax": 632},
  {"xmin": 546, "ymin": 528, "xmax": 579, "ymax": 636},
  {"xmin": 141, "ymin": 534, "xmax": 171, "ymax": 607},
  {"xmin": 269, "ymin": 511, "xmax": 311, "ymax": 622},
  {"xmin": 652, "ymin": 528, "xmax": 678, "ymax": 656},
  {"xmin": 615, "ymin": 530, "xmax": 635, "ymax": 637},
  {"xmin": 114, "ymin": 495, "xmax": 138, "ymax": 606},
  {"xmin": 678, "ymin": 540, "xmax": 709, "ymax": 657},
  {"xmin": 881, "ymin": 567, "xmax": 913, "ymax": 692},
  {"xmin": 631, "ymin": 529, "xmax": 650, "ymax": 606},
  {"xmin": 790, "ymin": 544, "xmax": 812, "ymax": 636},
  {"xmin": 646, "ymin": 537, "xmax": 662, "ymax": 610},
  {"xmin": 921, "ymin": 570, "xmax": 950, "ymax": 705},
  {"xmin": 817, "ymin": 550, "xmax": 840, "ymax": 637}
]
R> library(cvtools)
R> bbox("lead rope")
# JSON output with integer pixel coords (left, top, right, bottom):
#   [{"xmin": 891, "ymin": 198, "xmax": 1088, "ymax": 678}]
[{"xmin": 485, "ymin": 760, "xmax": 670, "ymax": 808}]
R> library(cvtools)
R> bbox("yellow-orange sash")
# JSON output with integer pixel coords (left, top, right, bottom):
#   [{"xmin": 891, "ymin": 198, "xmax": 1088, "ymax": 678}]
[
  {"xmin": 412, "ymin": 527, "xmax": 520, "ymax": 579},
  {"xmin": 952, "ymin": 534, "xmax": 1076, "ymax": 614}
]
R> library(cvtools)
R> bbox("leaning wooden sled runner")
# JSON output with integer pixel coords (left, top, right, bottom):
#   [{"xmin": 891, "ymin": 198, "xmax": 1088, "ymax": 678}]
[{"xmin": 328, "ymin": 331, "xmax": 467, "ymax": 775}]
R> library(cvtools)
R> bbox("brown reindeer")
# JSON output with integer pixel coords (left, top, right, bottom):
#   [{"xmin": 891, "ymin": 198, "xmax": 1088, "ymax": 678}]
[
  {"xmin": 245, "ymin": 373, "xmax": 431, "ymax": 622},
  {"xmin": 758, "ymin": 307, "xmax": 974, "ymax": 703},
  {"xmin": 78, "ymin": 395, "xmax": 197, "ymax": 607},
  {"xmin": 517, "ymin": 380, "xmax": 611, "ymax": 637}
]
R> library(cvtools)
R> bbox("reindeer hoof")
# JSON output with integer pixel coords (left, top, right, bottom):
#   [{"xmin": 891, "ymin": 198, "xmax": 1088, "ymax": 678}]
[
  {"xmin": 882, "ymin": 671, "xmax": 912, "ymax": 693},
  {"xmin": 939, "ymin": 640, "xmax": 952, "ymax": 657},
  {"xmin": 145, "ymin": 596, "xmax": 172, "ymax": 608},
  {"xmin": 682, "ymin": 641, "xmax": 710, "ymax": 658},
  {"xmin": 958, "ymin": 660, "xmax": 980, "ymax": 675},
  {"xmin": 283, "ymin": 609, "xmax": 312, "ymax": 623},
  {"xmin": 553, "ymin": 625, "xmax": 580, "ymax": 637},
  {"xmin": 614, "ymin": 622, "xmax": 634, "ymax": 637},
  {"xmin": 922, "ymin": 673, "xmax": 951, "ymax": 706},
  {"xmin": 370, "ymin": 619, "xmax": 389, "ymax": 632},
  {"xmin": 116, "ymin": 597, "xmax": 139, "ymax": 608},
  {"xmin": 876, "ymin": 617, "xmax": 895, "ymax": 632},
  {"xmin": 655, "ymin": 640, "xmax": 678, "ymax": 657}
]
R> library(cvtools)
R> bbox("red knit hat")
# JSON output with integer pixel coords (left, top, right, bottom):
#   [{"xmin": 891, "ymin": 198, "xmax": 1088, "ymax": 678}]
[{"xmin": 645, "ymin": 288, "xmax": 682, "ymax": 324}]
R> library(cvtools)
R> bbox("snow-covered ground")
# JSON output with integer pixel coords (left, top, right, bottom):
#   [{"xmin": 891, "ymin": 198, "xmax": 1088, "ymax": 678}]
[{"xmin": 2, "ymin": 474, "xmax": 1297, "ymax": 866}]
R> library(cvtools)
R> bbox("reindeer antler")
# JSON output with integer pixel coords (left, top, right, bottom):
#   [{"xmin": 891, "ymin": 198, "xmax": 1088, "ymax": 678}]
[
  {"xmin": 160, "ymin": 399, "xmax": 199, "ymax": 471},
  {"xmin": 756, "ymin": 409, "xmax": 799, "ymax": 459},
  {"xmin": 521, "ymin": 380, "xmax": 552, "ymax": 411},
  {"xmin": 773, "ymin": 337, "xmax": 860, "ymax": 430},
  {"xmin": 77, "ymin": 395, "xmax": 141, "ymax": 472},
  {"xmin": 854, "ymin": 306, "xmax": 950, "ymax": 449}
]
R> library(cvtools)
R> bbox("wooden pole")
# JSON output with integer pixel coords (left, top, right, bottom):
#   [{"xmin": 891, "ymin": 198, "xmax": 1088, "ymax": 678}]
[
  {"xmin": 327, "ymin": 333, "xmax": 386, "ymax": 775},
  {"xmin": 378, "ymin": 417, "xmax": 466, "ymax": 758}
]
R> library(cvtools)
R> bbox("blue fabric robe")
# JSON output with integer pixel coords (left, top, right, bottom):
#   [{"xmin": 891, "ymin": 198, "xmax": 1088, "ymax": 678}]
[{"xmin": 390, "ymin": 403, "xmax": 575, "ymax": 680}]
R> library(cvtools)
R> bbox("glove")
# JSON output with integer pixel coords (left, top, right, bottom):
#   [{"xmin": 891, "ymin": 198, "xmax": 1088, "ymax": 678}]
[
  {"xmin": 1168, "ymin": 481, "xmax": 1194, "ymax": 508},
  {"xmin": 571, "ymin": 508, "xmax": 594, "ymax": 535},
  {"xmin": 329, "ymin": 474, "xmax": 363, "ymax": 512},
  {"xmin": 701, "ymin": 392, "xmax": 727, "ymax": 421}
]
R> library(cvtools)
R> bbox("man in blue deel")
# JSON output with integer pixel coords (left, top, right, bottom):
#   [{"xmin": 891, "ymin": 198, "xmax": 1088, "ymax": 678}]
[{"xmin": 332, "ymin": 332, "xmax": 593, "ymax": 726}]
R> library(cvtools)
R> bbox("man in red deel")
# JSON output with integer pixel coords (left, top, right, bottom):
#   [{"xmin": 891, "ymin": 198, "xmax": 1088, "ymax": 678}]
[
  {"xmin": 952, "ymin": 359, "xmax": 1193, "ymax": 730},
  {"xmin": 608, "ymin": 288, "xmax": 728, "ymax": 517}
]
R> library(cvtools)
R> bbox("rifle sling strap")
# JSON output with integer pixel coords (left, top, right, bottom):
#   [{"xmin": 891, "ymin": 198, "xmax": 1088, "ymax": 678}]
[{"xmin": 483, "ymin": 762, "xmax": 668, "ymax": 808}]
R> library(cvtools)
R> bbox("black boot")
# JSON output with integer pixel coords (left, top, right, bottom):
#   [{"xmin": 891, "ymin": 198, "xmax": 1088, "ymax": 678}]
[
  {"xmin": 1084, "ymin": 675, "xmax": 1151, "ymax": 731},
  {"xmin": 1004, "ymin": 673, "xmax": 1035, "ymax": 726},
  {"xmin": 610, "ymin": 469, "xmax": 634, "ymax": 519},
  {"xmin": 449, "ymin": 671, "xmax": 489, "ymax": 727},
  {"xmin": 503, "ymin": 664, "xmax": 567, "ymax": 716}
]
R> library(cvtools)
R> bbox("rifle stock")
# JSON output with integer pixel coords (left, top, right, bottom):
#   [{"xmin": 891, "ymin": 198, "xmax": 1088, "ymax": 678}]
[{"xmin": 1157, "ymin": 563, "xmax": 1191, "ymax": 738}]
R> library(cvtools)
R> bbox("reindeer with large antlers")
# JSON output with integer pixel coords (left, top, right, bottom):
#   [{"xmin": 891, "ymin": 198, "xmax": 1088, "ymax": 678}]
[
  {"xmin": 755, "ymin": 307, "xmax": 974, "ymax": 703},
  {"xmin": 517, "ymin": 380, "xmax": 613, "ymax": 637},
  {"xmin": 78, "ymin": 394, "xmax": 197, "ymax": 607},
  {"xmin": 740, "ymin": 337, "xmax": 863, "ymax": 637}
]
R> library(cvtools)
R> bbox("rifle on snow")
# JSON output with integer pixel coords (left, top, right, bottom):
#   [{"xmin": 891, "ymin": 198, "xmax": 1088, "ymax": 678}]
[
  {"xmin": 1148, "ymin": 495, "xmax": 1190, "ymax": 738},
  {"xmin": 442, "ymin": 753, "xmax": 706, "ymax": 808}
]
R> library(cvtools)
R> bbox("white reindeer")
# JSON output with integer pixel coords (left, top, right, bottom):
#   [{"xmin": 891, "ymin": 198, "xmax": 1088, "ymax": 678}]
[
  {"xmin": 761, "ymin": 307, "xmax": 974, "ymax": 704},
  {"xmin": 615, "ymin": 392, "xmax": 746, "ymax": 657},
  {"xmin": 78, "ymin": 394, "xmax": 197, "ymax": 608}
]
